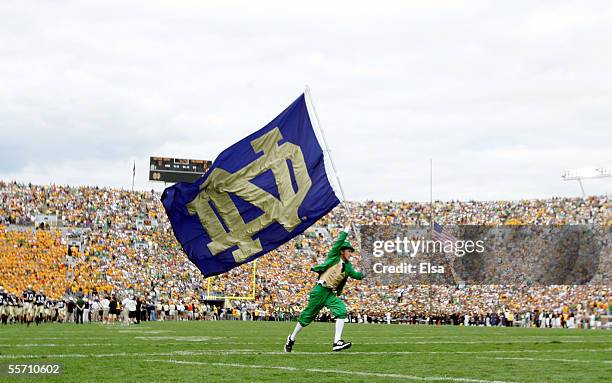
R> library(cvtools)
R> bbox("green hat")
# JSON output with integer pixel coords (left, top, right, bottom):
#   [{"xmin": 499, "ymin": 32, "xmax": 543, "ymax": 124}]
[{"xmin": 340, "ymin": 241, "xmax": 355, "ymax": 252}]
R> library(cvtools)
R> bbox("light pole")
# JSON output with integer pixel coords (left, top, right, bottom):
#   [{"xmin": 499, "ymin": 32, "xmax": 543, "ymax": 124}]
[{"xmin": 561, "ymin": 168, "xmax": 612, "ymax": 197}]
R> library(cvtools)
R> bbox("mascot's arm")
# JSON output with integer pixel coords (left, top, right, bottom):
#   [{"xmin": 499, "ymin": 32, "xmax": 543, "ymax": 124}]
[
  {"xmin": 344, "ymin": 262, "xmax": 364, "ymax": 280},
  {"xmin": 311, "ymin": 228, "xmax": 349, "ymax": 272}
]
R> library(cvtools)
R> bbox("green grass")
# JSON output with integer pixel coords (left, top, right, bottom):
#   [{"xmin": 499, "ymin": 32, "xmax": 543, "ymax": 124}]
[{"xmin": 0, "ymin": 321, "xmax": 610, "ymax": 382}]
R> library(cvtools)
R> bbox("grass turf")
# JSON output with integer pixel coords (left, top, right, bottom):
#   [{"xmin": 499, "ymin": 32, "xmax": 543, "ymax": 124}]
[{"xmin": 0, "ymin": 321, "xmax": 610, "ymax": 382}]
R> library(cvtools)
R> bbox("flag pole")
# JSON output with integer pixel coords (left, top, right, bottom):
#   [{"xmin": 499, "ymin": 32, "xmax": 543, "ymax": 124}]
[
  {"xmin": 304, "ymin": 85, "xmax": 356, "ymax": 233},
  {"xmin": 304, "ymin": 86, "xmax": 352, "ymax": 214},
  {"xmin": 132, "ymin": 161, "xmax": 136, "ymax": 192},
  {"xmin": 430, "ymin": 158, "xmax": 433, "ymax": 231}
]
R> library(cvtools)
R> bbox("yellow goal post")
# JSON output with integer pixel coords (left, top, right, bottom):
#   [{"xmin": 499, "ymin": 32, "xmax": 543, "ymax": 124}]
[{"xmin": 203, "ymin": 260, "xmax": 257, "ymax": 301}]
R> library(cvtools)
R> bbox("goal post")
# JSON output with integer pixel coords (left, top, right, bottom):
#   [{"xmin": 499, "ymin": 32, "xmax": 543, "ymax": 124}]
[{"xmin": 204, "ymin": 260, "xmax": 257, "ymax": 301}]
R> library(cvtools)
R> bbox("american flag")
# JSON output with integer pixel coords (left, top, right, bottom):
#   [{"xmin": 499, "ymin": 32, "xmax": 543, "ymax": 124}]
[
  {"xmin": 433, "ymin": 222, "xmax": 459, "ymax": 283},
  {"xmin": 433, "ymin": 222, "xmax": 458, "ymax": 244}
]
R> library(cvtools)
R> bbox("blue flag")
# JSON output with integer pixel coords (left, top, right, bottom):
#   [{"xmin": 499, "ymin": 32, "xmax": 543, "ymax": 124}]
[{"xmin": 161, "ymin": 94, "xmax": 340, "ymax": 277}]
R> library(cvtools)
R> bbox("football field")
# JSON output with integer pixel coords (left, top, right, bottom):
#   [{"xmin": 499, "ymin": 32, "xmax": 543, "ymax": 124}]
[{"xmin": 0, "ymin": 321, "xmax": 610, "ymax": 382}]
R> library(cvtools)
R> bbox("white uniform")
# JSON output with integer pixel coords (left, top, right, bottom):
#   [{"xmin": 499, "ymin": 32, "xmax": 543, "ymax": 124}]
[
  {"xmin": 34, "ymin": 294, "xmax": 46, "ymax": 317},
  {"xmin": 0, "ymin": 292, "xmax": 7, "ymax": 317},
  {"xmin": 22, "ymin": 290, "xmax": 36, "ymax": 318},
  {"xmin": 101, "ymin": 298, "xmax": 110, "ymax": 322}
]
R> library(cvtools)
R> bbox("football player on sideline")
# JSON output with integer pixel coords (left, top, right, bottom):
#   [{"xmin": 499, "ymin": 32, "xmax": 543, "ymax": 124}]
[
  {"xmin": 44, "ymin": 297, "xmax": 55, "ymax": 322},
  {"xmin": 0, "ymin": 286, "xmax": 7, "ymax": 325},
  {"xmin": 22, "ymin": 285, "xmax": 36, "ymax": 326},
  {"xmin": 8, "ymin": 293, "xmax": 19, "ymax": 324},
  {"xmin": 56, "ymin": 299, "xmax": 67, "ymax": 323},
  {"xmin": 34, "ymin": 288, "xmax": 46, "ymax": 325}
]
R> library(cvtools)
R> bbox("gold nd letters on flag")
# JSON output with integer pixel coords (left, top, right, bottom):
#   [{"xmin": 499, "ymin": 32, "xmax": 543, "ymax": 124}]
[{"xmin": 187, "ymin": 127, "xmax": 312, "ymax": 262}]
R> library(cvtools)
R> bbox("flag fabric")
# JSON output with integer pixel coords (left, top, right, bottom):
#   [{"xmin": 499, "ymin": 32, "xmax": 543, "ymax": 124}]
[
  {"xmin": 161, "ymin": 94, "xmax": 340, "ymax": 277},
  {"xmin": 133, "ymin": 161, "xmax": 136, "ymax": 176},
  {"xmin": 433, "ymin": 222, "xmax": 459, "ymax": 283},
  {"xmin": 433, "ymin": 222, "xmax": 458, "ymax": 243}
]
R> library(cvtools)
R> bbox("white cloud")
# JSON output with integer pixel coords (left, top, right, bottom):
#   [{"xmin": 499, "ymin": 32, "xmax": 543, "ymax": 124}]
[{"xmin": 0, "ymin": 0, "xmax": 610, "ymax": 201}]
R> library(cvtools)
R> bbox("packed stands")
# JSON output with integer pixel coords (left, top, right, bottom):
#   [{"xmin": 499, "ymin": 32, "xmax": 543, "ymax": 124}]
[{"xmin": 0, "ymin": 180, "xmax": 609, "ymax": 325}]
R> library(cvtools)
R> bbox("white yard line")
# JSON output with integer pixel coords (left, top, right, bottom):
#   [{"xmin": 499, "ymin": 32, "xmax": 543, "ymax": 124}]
[
  {"xmin": 117, "ymin": 330, "xmax": 175, "ymax": 333},
  {"xmin": 0, "ymin": 350, "xmax": 256, "ymax": 359},
  {"xmin": 476, "ymin": 356, "xmax": 612, "ymax": 364},
  {"xmin": 133, "ymin": 336, "xmax": 226, "ymax": 341},
  {"xmin": 144, "ymin": 358, "xmax": 517, "ymax": 383},
  {"xmin": 352, "ymin": 336, "xmax": 597, "ymax": 339},
  {"xmin": 0, "ymin": 337, "xmax": 111, "ymax": 340},
  {"xmin": 369, "ymin": 340, "xmax": 608, "ymax": 344},
  {"xmin": 0, "ymin": 343, "xmax": 119, "ymax": 347},
  {"xmin": 0, "ymin": 349, "xmax": 610, "ymax": 359},
  {"xmin": 287, "ymin": 349, "xmax": 612, "ymax": 355},
  {"xmin": 111, "ymin": 336, "xmax": 610, "ymax": 345},
  {"xmin": 164, "ymin": 340, "xmax": 608, "ymax": 345}
]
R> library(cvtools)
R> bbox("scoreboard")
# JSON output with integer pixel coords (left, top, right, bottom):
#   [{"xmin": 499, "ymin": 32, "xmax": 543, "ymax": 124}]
[{"xmin": 149, "ymin": 157, "xmax": 212, "ymax": 183}]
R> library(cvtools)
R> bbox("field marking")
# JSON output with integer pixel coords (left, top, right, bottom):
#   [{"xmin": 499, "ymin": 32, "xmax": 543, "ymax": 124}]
[
  {"xmin": 2, "ymin": 334, "xmax": 605, "ymax": 343},
  {"xmin": 134, "ymin": 336, "xmax": 226, "ymax": 342},
  {"xmin": 0, "ymin": 343, "xmax": 119, "ymax": 348},
  {"xmin": 145, "ymin": 358, "xmax": 517, "ymax": 383},
  {"xmin": 198, "ymin": 349, "xmax": 612, "ymax": 355},
  {"xmin": 352, "ymin": 335, "xmax": 595, "ymax": 339},
  {"xmin": 166, "ymin": 340, "xmax": 610, "ymax": 345},
  {"xmin": 477, "ymin": 356, "xmax": 612, "ymax": 364},
  {"xmin": 1, "ymin": 348, "xmax": 610, "ymax": 359},
  {"xmin": 0, "ymin": 350, "xmax": 252, "ymax": 359},
  {"xmin": 0, "ymin": 335, "xmax": 606, "ymax": 343},
  {"xmin": 361, "ymin": 340, "xmax": 609, "ymax": 345},
  {"xmin": 0, "ymin": 337, "xmax": 113, "ymax": 340}
]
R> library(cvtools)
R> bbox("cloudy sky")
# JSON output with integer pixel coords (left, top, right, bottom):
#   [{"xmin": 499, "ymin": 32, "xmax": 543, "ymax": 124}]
[{"xmin": 1, "ymin": 0, "xmax": 610, "ymax": 201}]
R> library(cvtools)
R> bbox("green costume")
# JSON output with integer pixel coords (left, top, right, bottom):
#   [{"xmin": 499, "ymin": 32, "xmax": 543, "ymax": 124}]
[{"xmin": 298, "ymin": 230, "xmax": 363, "ymax": 327}]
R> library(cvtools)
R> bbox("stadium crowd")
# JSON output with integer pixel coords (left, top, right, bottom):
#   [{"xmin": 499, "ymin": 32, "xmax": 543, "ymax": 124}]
[{"xmin": 0, "ymin": 181, "xmax": 610, "ymax": 328}]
